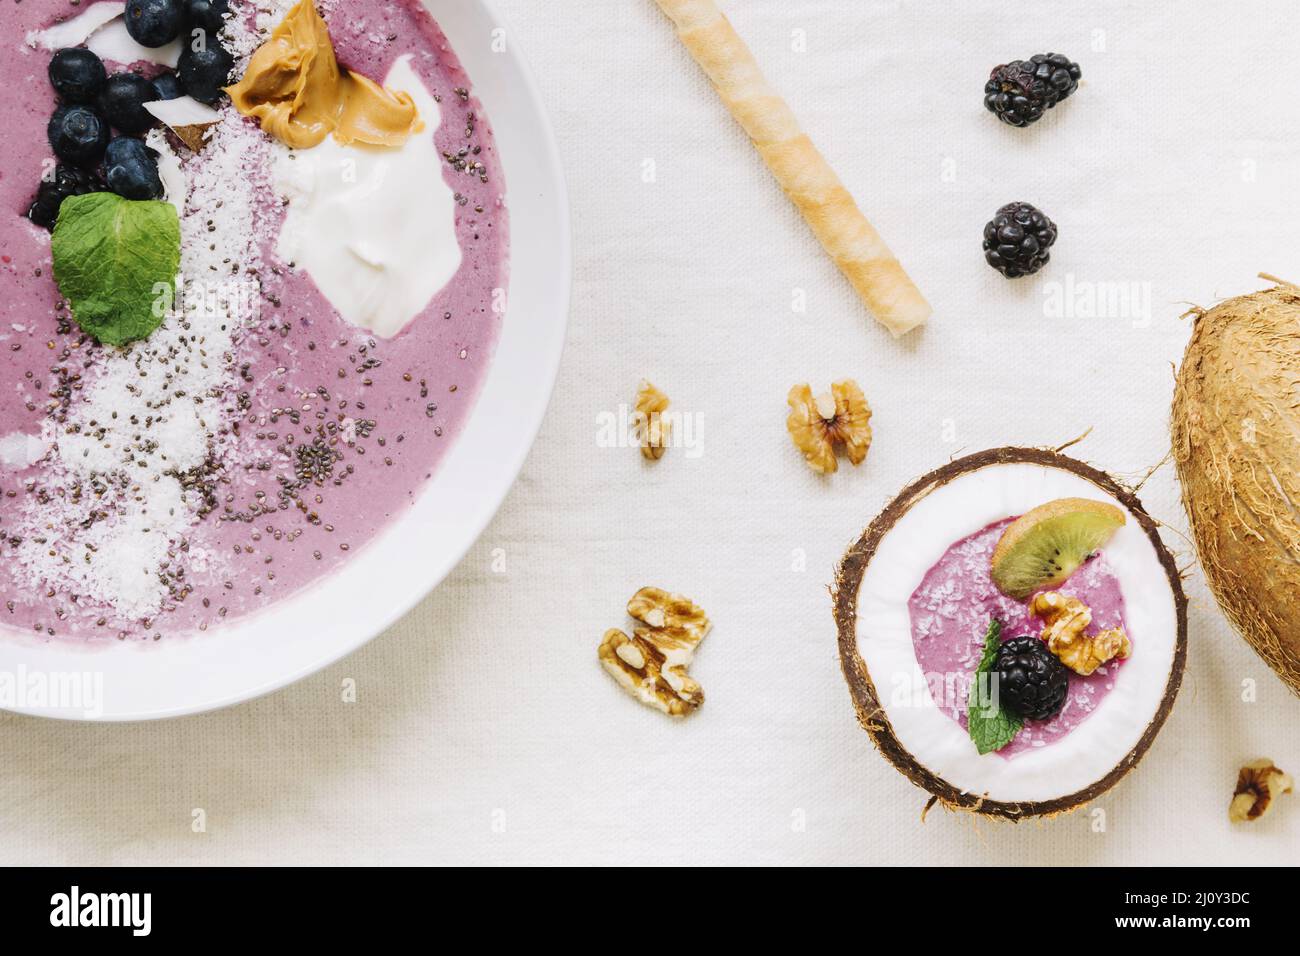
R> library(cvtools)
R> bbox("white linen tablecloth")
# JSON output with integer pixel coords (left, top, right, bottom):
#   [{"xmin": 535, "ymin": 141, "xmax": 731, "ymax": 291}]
[{"xmin": 2, "ymin": 0, "xmax": 1297, "ymax": 866}]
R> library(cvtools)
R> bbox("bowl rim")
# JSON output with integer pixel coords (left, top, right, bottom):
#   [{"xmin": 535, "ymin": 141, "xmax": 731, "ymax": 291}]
[{"xmin": 0, "ymin": 0, "xmax": 571, "ymax": 722}]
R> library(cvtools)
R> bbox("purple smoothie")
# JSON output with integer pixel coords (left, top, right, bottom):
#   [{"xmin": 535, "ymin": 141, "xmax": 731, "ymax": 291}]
[
  {"xmin": 0, "ymin": 0, "xmax": 507, "ymax": 639},
  {"xmin": 908, "ymin": 518, "xmax": 1130, "ymax": 758}
]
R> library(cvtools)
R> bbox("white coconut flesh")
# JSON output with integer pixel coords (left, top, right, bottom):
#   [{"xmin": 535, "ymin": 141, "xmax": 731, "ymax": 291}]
[{"xmin": 854, "ymin": 461, "xmax": 1179, "ymax": 804}]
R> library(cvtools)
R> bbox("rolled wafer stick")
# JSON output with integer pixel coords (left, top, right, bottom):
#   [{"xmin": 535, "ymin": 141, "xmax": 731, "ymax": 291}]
[{"xmin": 654, "ymin": 0, "xmax": 931, "ymax": 337}]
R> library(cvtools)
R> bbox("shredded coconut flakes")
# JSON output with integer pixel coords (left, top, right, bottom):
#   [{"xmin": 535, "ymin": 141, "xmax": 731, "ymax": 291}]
[{"xmin": 15, "ymin": 8, "xmax": 277, "ymax": 623}]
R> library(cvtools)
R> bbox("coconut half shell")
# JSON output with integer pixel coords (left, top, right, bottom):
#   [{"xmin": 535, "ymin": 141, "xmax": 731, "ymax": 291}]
[
  {"xmin": 1172, "ymin": 283, "xmax": 1300, "ymax": 695},
  {"xmin": 833, "ymin": 447, "xmax": 1188, "ymax": 820}
]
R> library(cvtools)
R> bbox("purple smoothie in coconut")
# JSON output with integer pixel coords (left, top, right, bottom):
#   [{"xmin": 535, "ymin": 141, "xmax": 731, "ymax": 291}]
[
  {"xmin": 0, "ymin": 0, "xmax": 508, "ymax": 640},
  {"xmin": 908, "ymin": 518, "xmax": 1130, "ymax": 758}
]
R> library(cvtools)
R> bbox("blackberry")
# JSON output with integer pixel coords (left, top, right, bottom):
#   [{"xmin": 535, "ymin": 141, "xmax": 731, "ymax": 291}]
[
  {"xmin": 983, "ymin": 202, "xmax": 1057, "ymax": 278},
  {"xmin": 994, "ymin": 635, "xmax": 1069, "ymax": 721},
  {"xmin": 26, "ymin": 164, "xmax": 106, "ymax": 230},
  {"xmin": 984, "ymin": 53, "xmax": 1081, "ymax": 127}
]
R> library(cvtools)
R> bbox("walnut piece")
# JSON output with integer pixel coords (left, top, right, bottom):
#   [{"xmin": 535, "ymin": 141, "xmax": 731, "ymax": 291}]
[
  {"xmin": 1229, "ymin": 758, "xmax": 1294, "ymax": 822},
  {"xmin": 786, "ymin": 380, "xmax": 872, "ymax": 474},
  {"xmin": 634, "ymin": 379, "xmax": 671, "ymax": 460},
  {"xmin": 599, "ymin": 587, "xmax": 711, "ymax": 716},
  {"xmin": 1030, "ymin": 591, "xmax": 1131, "ymax": 676},
  {"xmin": 173, "ymin": 123, "xmax": 215, "ymax": 152}
]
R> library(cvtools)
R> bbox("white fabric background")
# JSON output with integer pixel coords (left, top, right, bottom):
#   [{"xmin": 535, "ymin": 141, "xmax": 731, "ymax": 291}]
[{"xmin": 2, "ymin": 0, "xmax": 1298, "ymax": 865}]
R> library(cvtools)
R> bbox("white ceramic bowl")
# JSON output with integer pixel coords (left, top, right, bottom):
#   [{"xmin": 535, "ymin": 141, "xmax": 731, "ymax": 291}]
[{"xmin": 0, "ymin": 0, "xmax": 570, "ymax": 721}]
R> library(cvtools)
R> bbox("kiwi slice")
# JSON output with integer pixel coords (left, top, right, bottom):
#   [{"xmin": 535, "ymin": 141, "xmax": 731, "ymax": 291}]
[{"xmin": 990, "ymin": 497, "xmax": 1125, "ymax": 599}]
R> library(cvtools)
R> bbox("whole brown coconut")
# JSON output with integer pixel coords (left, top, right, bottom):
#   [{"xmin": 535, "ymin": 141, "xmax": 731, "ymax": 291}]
[
  {"xmin": 1172, "ymin": 280, "xmax": 1300, "ymax": 695},
  {"xmin": 834, "ymin": 447, "xmax": 1188, "ymax": 820}
]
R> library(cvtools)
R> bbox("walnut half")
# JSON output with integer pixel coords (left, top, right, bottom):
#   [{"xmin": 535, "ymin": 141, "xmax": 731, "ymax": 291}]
[
  {"xmin": 1030, "ymin": 591, "xmax": 1131, "ymax": 676},
  {"xmin": 1229, "ymin": 758, "xmax": 1294, "ymax": 823},
  {"xmin": 599, "ymin": 587, "xmax": 711, "ymax": 716},
  {"xmin": 786, "ymin": 380, "xmax": 872, "ymax": 474},
  {"xmin": 634, "ymin": 380, "xmax": 671, "ymax": 460}
]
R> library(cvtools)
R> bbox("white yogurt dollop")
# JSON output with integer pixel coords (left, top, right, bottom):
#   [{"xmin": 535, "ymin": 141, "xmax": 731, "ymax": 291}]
[{"xmin": 272, "ymin": 55, "xmax": 462, "ymax": 339}]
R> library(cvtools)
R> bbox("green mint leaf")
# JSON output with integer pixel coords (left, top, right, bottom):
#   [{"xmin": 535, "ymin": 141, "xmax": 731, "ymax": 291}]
[
  {"xmin": 967, "ymin": 617, "xmax": 1023, "ymax": 755},
  {"xmin": 51, "ymin": 193, "xmax": 180, "ymax": 347}
]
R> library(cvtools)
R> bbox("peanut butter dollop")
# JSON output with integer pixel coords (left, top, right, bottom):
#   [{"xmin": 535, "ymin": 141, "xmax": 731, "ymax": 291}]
[{"xmin": 225, "ymin": 0, "xmax": 421, "ymax": 149}]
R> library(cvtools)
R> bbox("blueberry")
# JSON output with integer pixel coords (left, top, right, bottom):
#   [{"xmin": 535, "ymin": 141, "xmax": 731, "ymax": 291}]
[
  {"xmin": 151, "ymin": 72, "xmax": 184, "ymax": 101},
  {"xmin": 186, "ymin": 0, "xmax": 230, "ymax": 33},
  {"xmin": 106, "ymin": 136, "xmax": 154, "ymax": 167},
  {"xmin": 104, "ymin": 137, "xmax": 164, "ymax": 201},
  {"xmin": 47, "ymin": 105, "xmax": 110, "ymax": 164},
  {"xmin": 48, "ymin": 48, "xmax": 107, "ymax": 104},
  {"xmin": 177, "ymin": 34, "xmax": 234, "ymax": 105},
  {"xmin": 98, "ymin": 73, "xmax": 158, "ymax": 135},
  {"xmin": 125, "ymin": 0, "xmax": 185, "ymax": 48}
]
